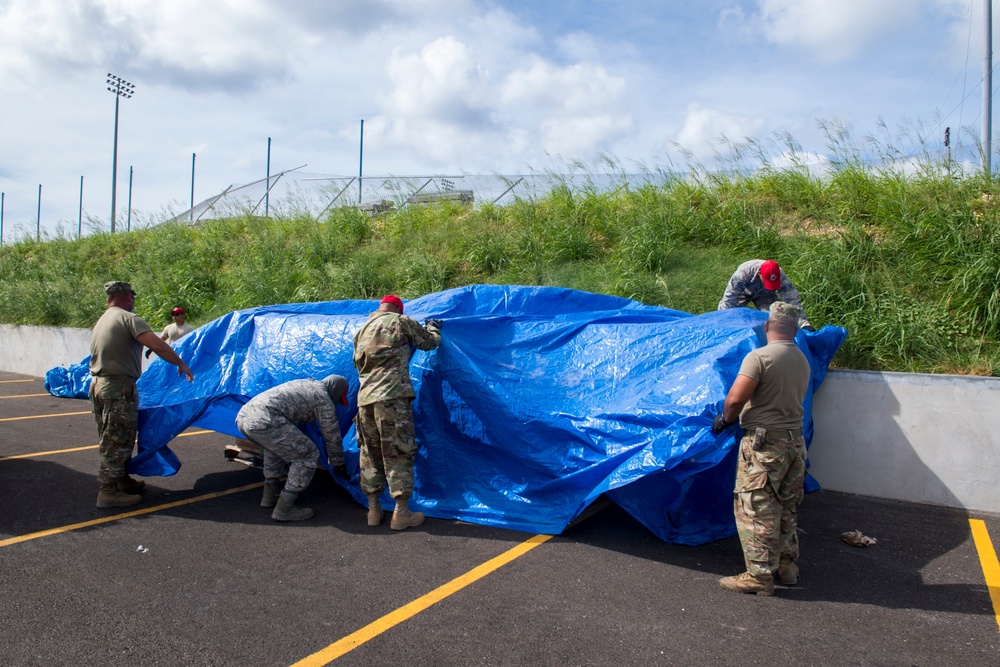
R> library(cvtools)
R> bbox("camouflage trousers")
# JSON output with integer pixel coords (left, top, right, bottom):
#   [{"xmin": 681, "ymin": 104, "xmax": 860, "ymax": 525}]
[
  {"xmin": 89, "ymin": 376, "xmax": 139, "ymax": 484},
  {"xmin": 355, "ymin": 398, "xmax": 417, "ymax": 499},
  {"xmin": 733, "ymin": 431, "xmax": 806, "ymax": 578},
  {"xmin": 238, "ymin": 422, "xmax": 318, "ymax": 494}
]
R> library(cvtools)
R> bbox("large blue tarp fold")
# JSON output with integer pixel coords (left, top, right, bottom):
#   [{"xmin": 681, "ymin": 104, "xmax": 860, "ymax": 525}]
[{"xmin": 50, "ymin": 285, "xmax": 845, "ymax": 545}]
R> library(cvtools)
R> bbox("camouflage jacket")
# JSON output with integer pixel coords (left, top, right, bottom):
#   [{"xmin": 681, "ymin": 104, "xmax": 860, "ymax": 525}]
[
  {"xmin": 235, "ymin": 379, "xmax": 343, "ymax": 461},
  {"xmin": 353, "ymin": 311, "xmax": 440, "ymax": 406},
  {"xmin": 717, "ymin": 259, "xmax": 812, "ymax": 329}
]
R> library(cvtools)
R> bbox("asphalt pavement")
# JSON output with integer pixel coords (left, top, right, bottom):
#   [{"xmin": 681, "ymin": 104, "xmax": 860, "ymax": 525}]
[{"xmin": 1, "ymin": 369, "xmax": 998, "ymax": 667}]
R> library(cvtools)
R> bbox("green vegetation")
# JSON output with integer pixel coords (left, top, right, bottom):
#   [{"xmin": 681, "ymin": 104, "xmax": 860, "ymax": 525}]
[{"xmin": 1, "ymin": 157, "xmax": 999, "ymax": 376}]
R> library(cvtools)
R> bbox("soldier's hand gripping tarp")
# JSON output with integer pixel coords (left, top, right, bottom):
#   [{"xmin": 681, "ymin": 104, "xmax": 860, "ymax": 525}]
[{"xmin": 55, "ymin": 285, "xmax": 846, "ymax": 544}]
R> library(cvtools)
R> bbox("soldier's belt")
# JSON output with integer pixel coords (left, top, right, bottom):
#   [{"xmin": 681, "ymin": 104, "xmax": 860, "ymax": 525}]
[
  {"xmin": 767, "ymin": 427, "xmax": 802, "ymax": 440},
  {"xmin": 92, "ymin": 375, "xmax": 137, "ymax": 385},
  {"xmin": 744, "ymin": 427, "xmax": 803, "ymax": 441}
]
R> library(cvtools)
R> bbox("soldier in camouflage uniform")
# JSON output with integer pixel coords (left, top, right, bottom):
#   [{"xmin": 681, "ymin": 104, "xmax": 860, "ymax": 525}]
[
  {"xmin": 353, "ymin": 294, "xmax": 441, "ymax": 530},
  {"xmin": 90, "ymin": 281, "xmax": 194, "ymax": 509},
  {"xmin": 712, "ymin": 301, "xmax": 811, "ymax": 596},
  {"xmin": 718, "ymin": 259, "xmax": 814, "ymax": 330},
  {"xmin": 236, "ymin": 375, "xmax": 350, "ymax": 521}
]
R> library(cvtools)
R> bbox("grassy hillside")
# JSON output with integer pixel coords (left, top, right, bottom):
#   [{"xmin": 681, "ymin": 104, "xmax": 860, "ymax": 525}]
[{"xmin": 1, "ymin": 163, "xmax": 998, "ymax": 375}]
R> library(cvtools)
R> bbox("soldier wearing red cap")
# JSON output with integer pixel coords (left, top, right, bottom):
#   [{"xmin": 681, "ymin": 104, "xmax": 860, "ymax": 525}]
[
  {"xmin": 160, "ymin": 307, "xmax": 194, "ymax": 344},
  {"xmin": 353, "ymin": 294, "xmax": 442, "ymax": 530},
  {"xmin": 718, "ymin": 259, "xmax": 813, "ymax": 330}
]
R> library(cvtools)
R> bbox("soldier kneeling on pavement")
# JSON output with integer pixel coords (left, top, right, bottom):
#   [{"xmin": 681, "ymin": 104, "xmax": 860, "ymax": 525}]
[
  {"xmin": 712, "ymin": 301, "xmax": 811, "ymax": 596},
  {"xmin": 235, "ymin": 375, "xmax": 350, "ymax": 522}
]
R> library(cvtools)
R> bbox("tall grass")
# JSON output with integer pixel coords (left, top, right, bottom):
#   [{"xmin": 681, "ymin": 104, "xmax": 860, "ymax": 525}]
[{"xmin": 1, "ymin": 137, "xmax": 998, "ymax": 375}]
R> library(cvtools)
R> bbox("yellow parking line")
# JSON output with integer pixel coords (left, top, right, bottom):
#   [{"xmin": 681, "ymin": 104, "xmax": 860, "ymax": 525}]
[
  {"xmin": 0, "ymin": 445, "xmax": 98, "ymax": 460},
  {"xmin": 0, "ymin": 482, "xmax": 264, "ymax": 548},
  {"xmin": 0, "ymin": 430, "xmax": 215, "ymax": 461},
  {"xmin": 0, "ymin": 393, "xmax": 50, "ymax": 399},
  {"xmin": 290, "ymin": 533, "xmax": 554, "ymax": 666},
  {"xmin": 0, "ymin": 379, "xmax": 36, "ymax": 384},
  {"xmin": 0, "ymin": 410, "xmax": 91, "ymax": 422},
  {"xmin": 970, "ymin": 519, "xmax": 1000, "ymax": 633}
]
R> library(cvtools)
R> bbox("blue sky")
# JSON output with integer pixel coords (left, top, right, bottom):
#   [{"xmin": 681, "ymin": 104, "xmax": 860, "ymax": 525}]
[{"xmin": 0, "ymin": 0, "xmax": 992, "ymax": 238}]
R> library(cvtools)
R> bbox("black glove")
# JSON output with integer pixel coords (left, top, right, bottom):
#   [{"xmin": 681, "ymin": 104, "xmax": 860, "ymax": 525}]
[
  {"xmin": 425, "ymin": 318, "xmax": 442, "ymax": 331},
  {"xmin": 802, "ymin": 325, "xmax": 816, "ymax": 332},
  {"xmin": 144, "ymin": 348, "xmax": 153, "ymax": 359},
  {"xmin": 712, "ymin": 413, "xmax": 733, "ymax": 434},
  {"xmin": 332, "ymin": 464, "xmax": 349, "ymax": 480}
]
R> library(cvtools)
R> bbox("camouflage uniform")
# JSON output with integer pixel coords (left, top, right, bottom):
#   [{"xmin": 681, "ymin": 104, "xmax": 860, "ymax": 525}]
[
  {"xmin": 731, "ymin": 301, "xmax": 811, "ymax": 580},
  {"xmin": 236, "ymin": 378, "xmax": 346, "ymax": 494},
  {"xmin": 734, "ymin": 430, "xmax": 807, "ymax": 577},
  {"xmin": 353, "ymin": 310, "xmax": 440, "ymax": 498},
  {"xmin": 90, "ymin": 377, "xmax": 140, "ymax": 484},
  {"xmin": 718, "ymin": 259, "xmax": 812, "ymax": 329},
  {"xmin": 89, "ymin": 285, "xmax": 153, "ymax": 485}
]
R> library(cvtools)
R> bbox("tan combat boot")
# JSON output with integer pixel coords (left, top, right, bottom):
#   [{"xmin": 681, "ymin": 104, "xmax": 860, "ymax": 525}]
[
  {"xmin": 271, "ymin": 490, "xmax": 313, "ymax": 522},
  {"xmin": 390, "ymin": 496, "xmax": 424, "ymax": 531},
  {"xmin": 718, "ymin": 571, "xmax": 775, "ymax": 596},
  {"xmin": 96, "ymin": 482, "xmax": 142, "ymax": 509},
  {"xmin": 367, "ymin": 493, "xmax": 383, "ymax": 527},
  {"xmin": 260, "ymin": 480, "xmax": 281, "ymax": 508},
  {"xmin": 117, "ymin": 475, "xmax": 146, "ymax": 494},
  {"xmin": 777, "ymin": 557, "xmax": 799, "ymax": 585}
]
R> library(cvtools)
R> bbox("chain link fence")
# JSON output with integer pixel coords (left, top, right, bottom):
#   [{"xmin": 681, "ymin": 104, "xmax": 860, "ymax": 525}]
[{"xmin": 166, "ymin": 168, "xmax": 673, "ymax": 224}]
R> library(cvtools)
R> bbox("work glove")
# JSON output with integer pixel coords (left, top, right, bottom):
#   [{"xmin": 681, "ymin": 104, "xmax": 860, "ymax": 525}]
[
  {"xmin": 802, "ymin": 325, "xmax": 816, "ymax": 332},
  {"xmin": 424, "ymin": 318, "xmax": 442, "ymax": 333},
  {"xmin": 712, "ymin": 413, "xmax": 733, "ymax": 434}
]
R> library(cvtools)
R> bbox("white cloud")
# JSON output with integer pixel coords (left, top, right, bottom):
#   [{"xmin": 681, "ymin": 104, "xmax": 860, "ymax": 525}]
[
  {"xmin": 0, "ymin": 0, "xmax": 314, "ymax": 91},
  {"xmin": 769, "ymin": 150, "xmax": 831, "ymax": 174},
  {"xmin": 501, "ymin": 59, "xmax": 632, "ymax": 157},
  {"xmin": 746, "ymin": 0, "xmax": 963, "ymax": 62},
  {"xmin": 367, "ymin": 36, "xmax": 632, "ymax": 168},
  {"xmin": 675, "ymin": 105, "xmax": 766, "ymax": 160}
]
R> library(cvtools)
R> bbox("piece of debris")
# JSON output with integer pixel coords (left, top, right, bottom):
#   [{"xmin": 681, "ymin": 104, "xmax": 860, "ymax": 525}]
[
  {"xmin": 136, "ymin": 545, "xmax": 149, "ymax": 553},
  {"xmin": 841, "ymin": 530, "xmax": 877, "ymax": 547}
]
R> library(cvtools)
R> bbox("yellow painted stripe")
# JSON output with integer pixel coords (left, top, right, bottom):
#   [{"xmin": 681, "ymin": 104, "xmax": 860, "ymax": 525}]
[
  {"xmin": 0, "ymin": 393, "xmax": 50, "ymax": 399},
  {"xmin": 970, "ymin": 519, "xmax": 1000, "ymax": 633},
  {"xmin": 176, "ymin": 429, "xmax": 213, "ymax": 438},
  {"xmin": 0, "ymin": 445, "xmax": 98, "ymax": 460},
  {"xmin": 291, "ymin": 533, "xmax": 554, "ymax": 666},
  {"xmin": 0, "ymin": 379, "xmax": 36, "ymax": 384},
  {"xmin": 0, "ymin": 410, "xmax": 91, "ymax": 422},
  {"xmin": 0, "ymin": 429, "xmax": 214, "ymax": 461},
  {"xmin": 0, "ymin": 482, "xmax": 264, "ymax": 548}
]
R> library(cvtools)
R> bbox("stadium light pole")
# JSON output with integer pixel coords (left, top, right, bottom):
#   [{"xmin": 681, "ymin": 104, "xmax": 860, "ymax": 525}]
[
  {"xmin": 265, "ymin": 137, "xmax": 271, "ymax": 217},
  {"xmin": 107, "ymin": 73, "xmax": 135, "ymax": 234},
  {"xmin": 1, "ymin": 191, "xmax": 4, "ymax": 246},
  {"xmin": 127, "ymin": 166, "xmax": 134, "ymax": 232}
]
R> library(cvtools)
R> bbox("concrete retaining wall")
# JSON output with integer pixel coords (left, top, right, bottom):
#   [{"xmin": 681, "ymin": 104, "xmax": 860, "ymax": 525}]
[
  {"xmin": 0, "ymin": 324, "xmax": 92, "ymax": 378},
  {"xmin": 1, "ymin": 325, "xmax": 997, "ymax": 512},
  {"xmin": 808, "ymin": 369, "xmax": 1000, "ymax": 513}
]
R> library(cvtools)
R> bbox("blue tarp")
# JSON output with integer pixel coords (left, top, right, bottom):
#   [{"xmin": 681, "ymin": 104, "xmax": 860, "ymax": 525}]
[
  {"xmin": 44, "ymin": 356, "xmax": 92, "ymax": 398},
  {"xmin": 49, "ymin": 285, "xmax": 845, "ymax": 545}
]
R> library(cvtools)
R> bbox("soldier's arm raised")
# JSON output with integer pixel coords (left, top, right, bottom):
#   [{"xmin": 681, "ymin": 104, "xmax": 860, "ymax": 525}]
[{"xmin": 136, "ymin": 331, "xmax": 194, "ymax": 381}]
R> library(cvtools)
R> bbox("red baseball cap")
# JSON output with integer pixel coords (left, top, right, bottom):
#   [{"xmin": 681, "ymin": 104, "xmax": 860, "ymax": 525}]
[
  {"xmin": 380, "ymin": 294, "xmax": 404, "ymax": 313},
  {"xmin": 171, "ymin": 307, "xmax": 185, "ymax": 316},
  {"xmin": 759, "ymin": 260, "xmax": 781, "ymax": 291}
]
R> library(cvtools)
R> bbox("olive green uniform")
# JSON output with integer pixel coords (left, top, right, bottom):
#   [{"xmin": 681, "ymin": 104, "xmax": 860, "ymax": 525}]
[
  {"xmin": 734, "ymin": 339, "xmax": 810, "ymax": 579},
  {"xmin": 89, "ymin": 306, "xmax": 152, "ymax": 484}
]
